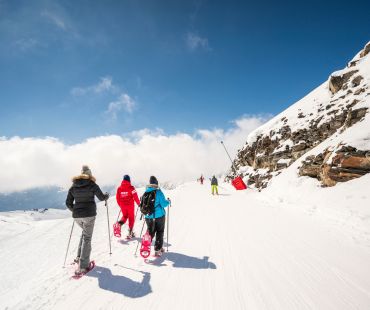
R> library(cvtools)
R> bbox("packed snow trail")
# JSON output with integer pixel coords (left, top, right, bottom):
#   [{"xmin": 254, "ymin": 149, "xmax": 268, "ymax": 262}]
[{"xmin": 1, "ymin": 182, "xmax": 370, "ymax": 310}]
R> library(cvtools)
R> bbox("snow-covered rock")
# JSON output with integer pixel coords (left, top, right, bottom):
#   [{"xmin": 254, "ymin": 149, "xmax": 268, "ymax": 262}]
[{"xmin": 228, "ymin": 41, "xmax": 370, "ymax": 189}]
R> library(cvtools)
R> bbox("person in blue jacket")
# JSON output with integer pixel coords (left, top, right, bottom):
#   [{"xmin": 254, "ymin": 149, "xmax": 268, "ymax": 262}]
[{"xmin": 144, "ymin": 176, "xmax": 170, "ymax": 256}]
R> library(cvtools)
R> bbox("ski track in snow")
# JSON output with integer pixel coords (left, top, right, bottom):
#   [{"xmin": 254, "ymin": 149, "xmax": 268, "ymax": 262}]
[{"xmin": 1, "ymin": 182, "xmax": 370, "ymax": 310}]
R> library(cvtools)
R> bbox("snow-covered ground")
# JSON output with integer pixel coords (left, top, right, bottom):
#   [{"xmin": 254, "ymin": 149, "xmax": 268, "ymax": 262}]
[{"xmin": 1, "ymin": 180, "xmax": 370, "ymax": 310}]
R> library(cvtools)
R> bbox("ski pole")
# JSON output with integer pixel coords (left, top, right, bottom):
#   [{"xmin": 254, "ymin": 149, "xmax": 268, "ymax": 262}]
[
  {"xmin": 221, "ymin": 141, "xmax": 238, "ymax": 173},
  {"xmin": 132, "ymin": 206, "xmax": 139, "ymax": 236},
  {"xmin": 134, "ymin": 206, "xmax": 139, "ymax": 222},
  {"xmin": 134, "ymin": 215, "xmax": 146, "ymax": 256},
  {"xmin": 105, "ymin": 199, "xmax": 112, "ymax": 255},
  {"xmin": 115, "ymin": 210, "xmax": 122, "ymax": 223},
  {"xmin": 114, "ymin": 263, "xmax": 146, "ymax": 274},
  {"xmin": 63, "ymin": 220, "xmax": 75, "ymax": 268},
  {"xmin": 167, "ymin": 200, "xmax": 170, "ymax": 252}
]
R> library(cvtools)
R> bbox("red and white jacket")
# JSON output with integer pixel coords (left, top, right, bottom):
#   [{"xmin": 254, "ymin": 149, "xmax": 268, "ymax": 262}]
[{"xmin": 116, "ymin": 180, "xmax": 140, "ymax": 210}]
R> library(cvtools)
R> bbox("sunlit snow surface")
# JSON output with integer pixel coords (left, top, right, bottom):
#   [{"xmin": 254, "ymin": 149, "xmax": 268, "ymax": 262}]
[{"xmin": 1, "ymin": 180, "xmax": 369, "ymax": 310}]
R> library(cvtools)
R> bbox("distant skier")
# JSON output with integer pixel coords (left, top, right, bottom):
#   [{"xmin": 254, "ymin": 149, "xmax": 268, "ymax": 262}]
[
  {"xmin": 143, "ymin": 176, "xmax": 170, "ymax": 256},
  {"xmin": 199, "ymin": 174, "xmax": 204, "ymax": 185},
  {"xmin": 115, "ymin": 174, "xmax": 140, "ymax": 239},
  {"xmin": 211, "ymin": 175, "xmax": 219, "ymax": 195},
  {"xmin": 66, "ymin": 165, "xmax": 109, "ymax": 275}
]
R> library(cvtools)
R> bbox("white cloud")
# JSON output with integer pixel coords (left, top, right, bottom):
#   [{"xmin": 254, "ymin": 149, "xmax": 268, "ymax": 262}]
[
  {"xmin": 71, "ymin": 76, "xmax": 115, "ymax": 96},
  {"xmin": 106, "ymin": 93, "xmax": 136, "ymax": 119},
  {"xmin": 71, "ymin": 77, "xmax": 135, "ymax": 119},
  {"xmin": 186, "ymin": 32, "xmax": 210, "ymax": 51},
  {"xmin": 41, "ymin": 10, "xmax": 66, "ymax": 30},
  {"xmin": 13, "ymin": 38, "xmax": 39, "ymax": 51},
  {"xmin": 95, "ymin": 77, "xmax": 114, "ymax": 93},
  {"xmin": 0, "ymin": 116, "xmax": 269, "ymax": 193}
]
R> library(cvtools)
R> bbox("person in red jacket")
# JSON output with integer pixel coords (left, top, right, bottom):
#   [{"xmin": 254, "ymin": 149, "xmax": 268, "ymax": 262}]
[
  {"xmin": 199, "ymin": 174, "xmax": 204, "ymax": 185},
  {"xmin": 115, "ymin": 175, "xmax": 140, "ymax": 239}
]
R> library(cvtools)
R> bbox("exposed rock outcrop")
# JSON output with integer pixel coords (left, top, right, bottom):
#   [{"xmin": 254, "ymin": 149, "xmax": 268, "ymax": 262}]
[
  {"xmin": 226, "ymin": 42, "xmax": 370, "ymax": 189},
  {"xmin": 329, "ymin": 70, "xmax": 358, "ymax": 94},
  {"xmin": 360, "ymin": 42, "xmax": 370, "ymax": 58},
  {"xmin": 299, "ymin": 147, "xmax": 370, "ymax": 186}
]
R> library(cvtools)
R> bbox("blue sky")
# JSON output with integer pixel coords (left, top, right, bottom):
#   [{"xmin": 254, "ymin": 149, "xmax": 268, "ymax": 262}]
[{"xmin": 0, "ymin": 0, "xmax": 369, "ymax": 143}]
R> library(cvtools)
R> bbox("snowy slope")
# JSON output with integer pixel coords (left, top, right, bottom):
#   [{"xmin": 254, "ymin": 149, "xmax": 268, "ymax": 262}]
[
  {"xmin": 230, "ymin": 42, "xmax": 370, "ymax": 188},
  {"xmin": 1, "ymin": 181, "xmax": 370, "ymax": 310},
  {"xmin": 246, "ymin": 43, "xmax": 370, "ymax": 147}
]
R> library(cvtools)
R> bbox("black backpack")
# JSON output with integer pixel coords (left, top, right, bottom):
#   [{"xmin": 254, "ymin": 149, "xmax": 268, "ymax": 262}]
[{"xmin": 139, "ymin": 190, "xmax": 157, "ymax": 215}]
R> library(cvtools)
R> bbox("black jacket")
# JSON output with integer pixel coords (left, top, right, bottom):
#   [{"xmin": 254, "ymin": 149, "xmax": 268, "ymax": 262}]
[
  {"xmin": 66, "ymin": 175, "xmax": 107, "ymax": 218},
  {"xmin": 211, "ymin": 177, "xmax": 218, "ymax": 186}
]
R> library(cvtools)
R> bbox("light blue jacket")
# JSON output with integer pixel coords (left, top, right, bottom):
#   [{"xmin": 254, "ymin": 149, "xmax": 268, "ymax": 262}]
[{"xmin": 144, "ymin": 186, "xmax": 169, "ymax": 219}]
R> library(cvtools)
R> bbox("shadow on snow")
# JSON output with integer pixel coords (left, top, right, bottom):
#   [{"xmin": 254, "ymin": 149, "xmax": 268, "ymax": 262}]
[
  {"xmin": 147, "ymin": 252, "xmax": 217, "ymax": 269},
  {"xmin": 87, "ymin": 266, "xmax": 152, "ymax": 298},
  {"xmin": 118, "ymin": 239, "xmax": 173, "ymax": 248}
]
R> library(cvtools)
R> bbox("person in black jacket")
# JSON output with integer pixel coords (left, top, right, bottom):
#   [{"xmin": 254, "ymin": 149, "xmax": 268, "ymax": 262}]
[
  {"xmin": 211, "ymin": 175, "xmax": 218, "ymax": 195},
  {"xmin": 66, "ymin": 165, "xmax": 109, "ymax": 275}
]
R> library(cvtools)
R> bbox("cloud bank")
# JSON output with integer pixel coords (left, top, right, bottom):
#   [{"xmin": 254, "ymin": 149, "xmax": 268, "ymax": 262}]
[{"xmin": 0, "ymin": 116, "xmax": 269, "ymax": 193}]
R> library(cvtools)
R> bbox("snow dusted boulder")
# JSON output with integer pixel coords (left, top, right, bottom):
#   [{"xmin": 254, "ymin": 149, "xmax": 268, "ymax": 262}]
[
  {"xmin": 360, "ymin": 41, "xmax": 370, "ymax": 58},
  {"xmin": 227, "ymin": 42, "xmax": 370, "ymax": 189},
  {"xmin": 352, "ymin": 75, "xmax": 364, "ymax": 87},
  {"xmin": 329, "ymin": 70, "xmax": 358, "ymax": 94}
]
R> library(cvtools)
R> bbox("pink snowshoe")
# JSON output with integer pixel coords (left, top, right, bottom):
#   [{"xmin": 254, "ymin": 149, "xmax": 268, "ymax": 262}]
[
  {"xmin": 113, "ymin": 222, "xmax": 121, "ymax": 238},
  {"xmin": 140, "ymin": 231, "xmax": 152, "ymax": 258},
  {"xmin": 72, "ymin": 261, "xmax": 95, "ymax": 280}
]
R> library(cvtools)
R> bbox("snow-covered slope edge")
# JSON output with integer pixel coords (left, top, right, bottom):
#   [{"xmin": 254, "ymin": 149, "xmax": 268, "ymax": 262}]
[
  {"xmin": 1, "ymin": 181, "xmax": 370, "ymax": 310},
  {"xmin": 227, "ymin": 41, "xmax": 370, "ymax": 189}
]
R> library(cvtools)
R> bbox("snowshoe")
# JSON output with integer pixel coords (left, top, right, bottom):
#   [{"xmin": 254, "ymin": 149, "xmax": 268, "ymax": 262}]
[
  {"xmin": 154, "ymin": 248, "xmax": 165, "ymax": 257},
  {"xmin": 126, "ymin": 230, "xmax": 135, "ymax": 239},
  {"xmin": 113, "ymin": 222, "xmax": 121, "ymax": 238},
  {"xmin": 72, "ymin": 261, "xmax": 95, "ymax": 279},
  {"xmin": 140, "ymin": 231, "xmax": 152, "ymax": 258}
]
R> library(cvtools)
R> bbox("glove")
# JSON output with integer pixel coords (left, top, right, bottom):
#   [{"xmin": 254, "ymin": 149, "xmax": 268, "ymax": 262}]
[
  {"xmin": 104, "ymin": 192, "xmax": 110, "ymax": 200},
  {"xmin": 167, "ymin": 198, "xmax": 171, "ymax": 203}
]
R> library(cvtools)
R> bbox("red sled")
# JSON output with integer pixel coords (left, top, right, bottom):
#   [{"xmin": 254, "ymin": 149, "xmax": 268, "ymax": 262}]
[{"xmin": 232, "ymin": 176, "xmax": 247, "ymax": 190}]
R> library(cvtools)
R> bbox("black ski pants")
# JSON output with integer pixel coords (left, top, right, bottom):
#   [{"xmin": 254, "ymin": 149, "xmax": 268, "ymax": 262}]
[{"xmin": 145, "ymin": 215, "xmax": 165, "ymax": 251}]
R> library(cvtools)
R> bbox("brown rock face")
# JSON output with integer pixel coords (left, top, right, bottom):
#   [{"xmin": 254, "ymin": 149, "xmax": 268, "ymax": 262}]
[
  {"xmin": 227, "ymin": 99, "xmax": 368, "ymax": 189},
  {"xmin": 299, "ymin": 164, "xmax": 321, "ymax": 178},
  {"xmin": 226, "ymin": 43, "xmax": 369, "ymax": 189},
  {"xmin": 299, "ymin": 147, "xmax": 370, "ymax": 187},
  {"xmin": 336, "ymin": 155, "xmax": 370, "ymax": 170},
  {"xmin": 329, "ymin": 70, "xmax": 358, "ymax": 94},
  {"xmin": 359, "ymin": 42, "xmax": 370, "ymax": 58},
  {"xmin": 352, "ymin": 75, "xmax": 364, "ymax": 87}
]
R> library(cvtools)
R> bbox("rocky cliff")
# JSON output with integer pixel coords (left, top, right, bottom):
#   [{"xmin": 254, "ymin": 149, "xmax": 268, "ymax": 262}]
[{"xmin": 227, "ymin": 42, "xmax": 370, "ymax": 189}]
